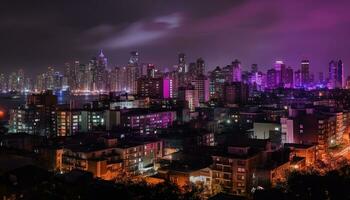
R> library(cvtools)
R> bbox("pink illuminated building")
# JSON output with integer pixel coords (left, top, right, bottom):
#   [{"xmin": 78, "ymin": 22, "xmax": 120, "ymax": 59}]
[
  {"xmin": 178, "ymin": 85, "xmax": 199, "ymax": 112},
  {"xmin": 122, "ymin": 109, "xmax": 177, "ymax": 135}
]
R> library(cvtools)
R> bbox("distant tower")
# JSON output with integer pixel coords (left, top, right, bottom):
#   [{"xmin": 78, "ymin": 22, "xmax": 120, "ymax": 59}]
[
  {"xmin": 328, "ymin": 60, "xmax": 337, "ymax": 89},
  {"xmin": 177, "ymin": 53, "xmax": 187, "ymax": 73},
  {"xmin": 337, "ymin": 60, "xmax": 344, "ymax": 88},
  {"xmin": 196, "ymin": 58, "xmax": 205, "ymax": 75},
  {"xmin": 301, "ymin": 60, "xmax": 310, "ymax": 87},
  {"xmin": 232, "ymin": 59, "xmax": 242, "ymax": 82},
  {"xmin": 267, "ymin": 68, "xmax": 277, "ymax": 89},
  {"xmin": 97, "ymin": 49, "xmax": 108, "ymax": 68},
  {"xmin": 129, "ymin": 51, "xmax": 139, "ymax": 65},
  {"xmin": 274, "ymin": 61, "xmax": 285, "ymax": 87},
  {"xmin": 294, "ymin": 70, "xmax": 302, "ymax": 88},
  {"xmin": 251, "ymin": 64, "xmax": 258, "ymax": 73}
]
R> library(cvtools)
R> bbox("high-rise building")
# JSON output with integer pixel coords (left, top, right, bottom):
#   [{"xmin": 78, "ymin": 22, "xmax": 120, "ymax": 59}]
[
  {"xmin": 294, "ymin": 70, "xmax": 302, "ymax": 88},
  {"xmin": 266, "ymin": 68, "xmax": 277, "ymax": 89},
  {"xmin": 8, "ymin": 72, "xmax": 17, "ymax": 91},
  {"xmin": 209, "ymin": 66, "xmax": 225, "ymax": 100},
  {"xmin": 328, "ymin": 60, "xmax": 338, "ymax": 89},
  {"xmin": 125, "ymin": 65, "xmax": 138, "ymax": 94},
  {"xmin": 337, "ymin": 60, "xmax": 344, "ymax": 88},
  {"xmin": 0, "ymin": 73, "xmax": 6, "ymax": 91},
  {"xmin": 222, "ymin": 59, "xmax": 242, "ymax": 83},
  {"xmin": 274, "ymin": 61, "xmax": 285, "ymax": 87},
  {"xmin": 137, "ymin": 77, "xmax": 170, "ymax": 99},
  {"xmin": 90, "ymin": 50, "xmax": 108, "ymax": 91},
  {"xmin": 17, "ymin": 69, "xmax": 25, "ymax": 92},
  {"xmin": 232, "ymin": 59, "xmax": 242, "ymax": 82},
  {"xmin": 25, "ymin": 77, "xmax": 33, "ymax": 92},
  {"xmin": 223, "ymin": 82, "xmax": 249, "ymax": 105},
  {"xmin": 301, "ymin": 60, "xmax": 310, "ymax": 87},
  {"xmin": 47, "ymin": 66, "xmax": 55, "ymax": 90},
  {"xmin": 167, "ymin": 71, "xmax": 178, "ymax": 98},
  {"xmin": 248, "ymin": 71, "xmax": 264, "ymax": 91},
  {"xmin": 282, "ymin": 66, "xmax": 294, "ymax": 88},
  {"xmin": 129, "ymin": 51, "xmax": 139, "ymax": 65},
  {"xmin": 10, "ymin": 91, "xmax": 57, "ymax": 136},
  {"xmin": 178, "ymin": 85, "xmax": 199, "ymax": 112},
  {"xmin": 177, "ymin": 53, "xmax": 187, "ymax": 73},
  {"xmin": 193, "ymin": 74, "xmax": 209, "ymax": 104},
  {"xmin": 196, "ymin": 58, "xmax": 205, "ymax": 76}
]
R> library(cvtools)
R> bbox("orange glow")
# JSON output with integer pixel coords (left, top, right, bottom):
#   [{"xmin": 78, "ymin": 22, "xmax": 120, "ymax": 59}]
[{"xmin": 0, "ymin": 110, "xmax": 4, "ymax": 119}]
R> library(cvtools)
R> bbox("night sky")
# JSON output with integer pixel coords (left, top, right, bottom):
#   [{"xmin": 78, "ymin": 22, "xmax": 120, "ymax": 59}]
[{"xmin": 1, "ymin": 0, "xmax": 350, "ymax": 76}]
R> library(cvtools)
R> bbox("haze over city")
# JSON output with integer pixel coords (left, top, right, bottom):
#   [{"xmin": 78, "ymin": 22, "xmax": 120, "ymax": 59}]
[{"xmin": 1, "ymin": 0, "xmax": 350, "ymax": 76}]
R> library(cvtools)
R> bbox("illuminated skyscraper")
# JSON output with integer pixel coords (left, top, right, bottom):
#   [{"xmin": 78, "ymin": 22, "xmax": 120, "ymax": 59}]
[
  {"xmin": 126, "ymin": 65, "xmax": 138, "ymax": 94},
  {"xmin": 17, "ymin": 69, "xmax": 25, "ymax": 92},
  {"xmin": 301, "ymin": 60, "xmax": 310, "ymax": 87},
  {"xmin": 274, "ymin": 61, "xmax": 285, "ymax": 87},
  {"xmin": 91, "ymin": 50, "xmax": 108, "ymax": 91},
  {"xmin": 232, "ymin": 59, "xmax": 242, "ymax": 82},
  {"xmin": 129, "ymin": 51, "xmax": 139, "ymax": 65},
  {"xmin": 47, "ymin": 66, "xmax": 55, "ymax": 90},
  {"xmin": 167, "ymin": 71, "xmax": 178, "ymax": 98},
  {"xmin": 281, "ymin": 66, "xmax": 293, "ymax": 88},
  {"xmin": 178, "ymin": 85, "xmax": 199, "ymax": 112},
  {"xmin": 209, "ymin": 66, "xmax": 225, "ymax": 100},
  {"xmin": 328, "ymin": 60, "xmax": 337, "ymax": 89},
  {"xmin": 177, "ymin": 53, "xmax": 187, "ymax": 73},
  {"xmin": 223, "ymin": 59, "xmax": 242, "ymax": 83},
  {"xmin": 294, "ymin": 70, "xmax": 302, "ymax": 88},
  {"xmin": 266, "ymin": 68, "xmax": 277, "ymax": 89}
]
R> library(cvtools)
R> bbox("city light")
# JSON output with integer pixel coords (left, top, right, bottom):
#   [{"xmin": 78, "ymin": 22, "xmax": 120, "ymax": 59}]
[{"xmin": 1, "ymin": 1, "xmax": 350, "ymax": 199}]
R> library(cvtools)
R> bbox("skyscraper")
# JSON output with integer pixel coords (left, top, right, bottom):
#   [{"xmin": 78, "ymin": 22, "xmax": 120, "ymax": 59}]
[
  {"xmin": 281, "ymin": 66, "xmax": 293, "ymax": 88},
  {"xmin": 337, "ymin": 60, "xmax": 344, "ymax": 88},
  {"xmin": 209, "ymin": 66, "xmax": 225, "ymax": 100},
  {"xmin": 126, "ymin": 64, "xmax": 138, "ymax": 94},
  {"xmin": 0, "ymin": 73, "xmax": 6, "ymax": 92},
  {"xmin": 301, "ymin": 60, "xmax": 310, "ymax": 87},
  {"xmin": 266, "ymin": 68, "xmax": 277, "ymax": 89},
  {"xmin": 196, "ymin": 58, "xmax": 205, "ymax": 76},
  {"xmin": 274, "ymin": 61, "xmax": 285, "ymax": 87},
  {"xmin": 129, "ymin": 51, "xmax": 139, "ymax": 65},
  {"xmin": 294, "ymin": 70, "xmax": 302, "ymax": 88},
  {"xmin": 232, "ymin": 59, "xmax": 242, "ymax": 82},
  {"xmin": 178, "ymin": 85, "xmax": 199, "ymax": 112},
  {"xmin": 328, "ymin": 60, "xmax": 337, "ymax": 89},
  {"xmin": 193, "ymin": 74, "xmax": 209, "ymax": 104},
  {"xmin": 177, "ymin": 53, "xmax": 187, "ymax": 73}
]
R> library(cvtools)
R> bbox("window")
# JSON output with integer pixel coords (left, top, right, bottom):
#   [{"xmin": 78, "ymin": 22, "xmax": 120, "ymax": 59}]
[
  {"xmin": 237, "ymin": 167, "xmax": 245, "ymax": 173},
  {"xmin": 237, "ymin": 175, "xmax": 245, "ymax": 180},
  {"xmin": 237, "ymin": 182, "xmax": 245, "ymax": 187}
]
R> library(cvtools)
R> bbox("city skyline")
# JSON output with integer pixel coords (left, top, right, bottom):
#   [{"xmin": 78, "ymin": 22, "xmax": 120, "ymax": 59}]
[
  {"xmin": 1, "ymin": 0, "xmax": 350, "ymax": 75},
  {"xmin": 0, "ymin": 50, "xmax": 345, "ymax": 77}
]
